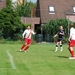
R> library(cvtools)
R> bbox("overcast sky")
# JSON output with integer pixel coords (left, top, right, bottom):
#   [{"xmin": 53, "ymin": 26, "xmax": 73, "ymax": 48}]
[
  {"xmin": 27, "ymin": 0, "xmax": 37, "ymax": 3},
  {"xmin": 12, "ymin": 0, "xmax": 37, "ymax": 3}
]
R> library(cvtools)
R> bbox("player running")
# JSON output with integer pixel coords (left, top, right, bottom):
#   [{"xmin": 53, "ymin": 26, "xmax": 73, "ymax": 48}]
[
  {"xmin": 53, "ymin": 26, "xmax": 64, "ymax": 52},
  {"xmin": 68, "ymin": 23, "xmax": 75, "ymax": 59},
  {"xmin": 20, "ymin": 26, "xmax": 36, "ymax": 52}
]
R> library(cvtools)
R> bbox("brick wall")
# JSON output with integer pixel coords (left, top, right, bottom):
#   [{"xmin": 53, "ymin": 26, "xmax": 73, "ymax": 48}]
[
  {"xmin": 37, "ymin": 0, "xmax": 75, "ymax": 23},
  {"xmin": 21, "ymin": 17, "xmax": 40, "ymax": 30},
  {"xmin": 0, "ymin": 0, "xmax": 6, "ymax": 9}
]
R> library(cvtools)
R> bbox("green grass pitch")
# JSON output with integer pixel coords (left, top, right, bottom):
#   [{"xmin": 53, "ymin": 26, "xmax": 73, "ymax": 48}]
[{"xmin": 0, "ymin": 43, "xmax": 75, "ymax": 75}]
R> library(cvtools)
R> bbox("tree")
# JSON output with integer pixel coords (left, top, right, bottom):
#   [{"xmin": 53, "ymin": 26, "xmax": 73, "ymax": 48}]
[
  {"xmin": 0, "ymin": 7, "xmax": 24, "ymax": 39},
  {"xmin": 6, "ymin": 0, "xmax": 12, "ymax": 7},
  {"xmin": 0, "ymin": 0, "xmax": 24, "ymax": 39},
  {"xmin": 14, "ymin": 1, "xmax": 36, "ymax": 17}
]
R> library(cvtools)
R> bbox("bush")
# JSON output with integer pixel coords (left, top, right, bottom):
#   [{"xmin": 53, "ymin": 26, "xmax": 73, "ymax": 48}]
[{"xmin": 0, "ymin": 30, "xmax": 3, "ymax": 39}]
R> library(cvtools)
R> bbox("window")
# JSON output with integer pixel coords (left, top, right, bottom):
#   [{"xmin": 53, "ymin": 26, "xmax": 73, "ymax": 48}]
[
  {"xmin": 48, "ymin": 6, "xmax": 55, "ymax": 14},
  {"xmin": 73, "ymin": 6, "xmax": 75, "ymax": 13}
]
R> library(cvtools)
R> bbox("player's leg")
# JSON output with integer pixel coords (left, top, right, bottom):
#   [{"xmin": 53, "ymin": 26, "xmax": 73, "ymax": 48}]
[
  {"xmin": 68, "ymin": 42, "xmax": 72, "ymax": 54},
  {"xmin": 60, "ymin": 41, "xmax": 63, "ymax": 51},
  {"xmin": 69, "ymin": 40, "xmax": 75, "ymax": 59},
  {"xmin": 24, "ymin": 44, "xmax": 30, "ymax": 52},
  {"xmin": 55, "ymin": 41, "xmax": 59, "ymax": 52},
  {"xmin": 20, "ymin": 38, "xmax": 27, "ymax": 51},
  {"xmin": 24, "ymin": 39, "xmax": 32, "ymax": 52}
]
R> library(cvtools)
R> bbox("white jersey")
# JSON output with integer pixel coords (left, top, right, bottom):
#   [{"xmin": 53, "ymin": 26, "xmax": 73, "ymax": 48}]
[
  {"xmin": 70, "ymin": 27, "xmax": 75, "ymax": 40},
  {"xmin": 22, "ymin": 29, "xmax": 35, "ymax": 39}
]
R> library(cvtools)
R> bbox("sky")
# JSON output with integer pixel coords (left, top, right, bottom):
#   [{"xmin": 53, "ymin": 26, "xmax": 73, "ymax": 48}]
[
  {"xmin": 12, "ymin": 0, "xmax": 37, "ymax": 3},
  {"xmin": 27, "ymin": 0, "xmax": 37, "ymax": 3}
]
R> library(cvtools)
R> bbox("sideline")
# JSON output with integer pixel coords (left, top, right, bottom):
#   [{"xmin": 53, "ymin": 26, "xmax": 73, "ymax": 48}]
[{"xmin": 6, "ymin": 50, "xmax": 17, "ymax": 69}]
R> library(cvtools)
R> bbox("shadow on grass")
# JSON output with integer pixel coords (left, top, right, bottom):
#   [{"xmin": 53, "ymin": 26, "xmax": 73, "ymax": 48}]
[
  {"xmin": 49, "ymin": 49, "xmax": 55, "ymax": 51},
  {"xmin": 58, "ymin": 56, "xmax": 68, "ymax": 58},
  {"xmin": 16, "ymin": 50, "xmax": 24, "ymax": 52}
]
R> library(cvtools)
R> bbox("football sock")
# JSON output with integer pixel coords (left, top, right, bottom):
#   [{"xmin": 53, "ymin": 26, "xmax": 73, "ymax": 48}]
[
  {"xmin": 20, "ymin": 44, "xmax": 26, "ymax": 50},
  {"xmin": 68, "ymin": 47, "xmax": 71, "ymax": 54},
  {"xmin": 55, "ymin": 45, "xmax": 58, "ymax": 50},
  {"xmin": 60, "ymin": 44, "xmax": 63, "ymax": 50},
  {"xmin": 24, "ymin": 46, "xmax": 29, "ymax": 51},
  {"xmin": 71, "ymin": 50, "xmax": 74, "ymax": 57}
]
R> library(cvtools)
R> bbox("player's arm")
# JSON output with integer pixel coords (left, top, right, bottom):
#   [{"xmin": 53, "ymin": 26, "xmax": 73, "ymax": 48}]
[
  {"xmin": 53, "ymin": 34, "xmax": 58, "ymax": 38},
  {"xmin": 31, "ymin": 30, "xmax": 36, "ymax": 35},
  {"xmin": 60, "ymin": 31, "xmax": 65, "ymax": 35},
  {"xmin": 60, "ymin": 32, "xmax": 64, "ymax": 35},
  {"xmin": 68, "ymin": 29, "xmax": 72, "ymax": 42},
  {"xmin": 68, "ymin": 36, "xmax": 71, "ymax": 42},
  {"xmin": 22, "ymin": 30, "xmax": 26, "ymax": 39}
]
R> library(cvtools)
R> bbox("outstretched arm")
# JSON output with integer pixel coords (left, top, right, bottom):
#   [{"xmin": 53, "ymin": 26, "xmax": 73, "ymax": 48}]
[
  {"xmin": 32, "ymin": 30, "xmax": 36, "ymax": 35},
  {"xmin": 53, "ymin": 34, "xmax": 58, "ymax": 38},
  {"xmin": 22, "ymin": 30, "xmax": 26, "ymax": 39}
]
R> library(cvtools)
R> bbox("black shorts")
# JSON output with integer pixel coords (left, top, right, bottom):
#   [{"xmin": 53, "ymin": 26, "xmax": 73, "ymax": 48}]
[{"xmin": 57, "ymin": 38, "xmax": 63, "ymax": 42}]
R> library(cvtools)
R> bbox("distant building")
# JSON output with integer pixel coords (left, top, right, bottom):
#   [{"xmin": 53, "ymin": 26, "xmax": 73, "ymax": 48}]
[
  {"xmin": 36, "ymin": 0, "xmax": 75, "ymax": 24},
  {"xmin": 0, "ymin": 0, "xmax": 6, "ymax": 9}
]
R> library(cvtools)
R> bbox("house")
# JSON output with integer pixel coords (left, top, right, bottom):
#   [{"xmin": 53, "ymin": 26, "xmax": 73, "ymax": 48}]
[
  {"xmin": 0, "ymin": 0, "xmax": 6, "ymax": 9},
  {"xmin": 36, "ymin": 0, "xmax": 75, "ymax": 25},
  {"xmin": 21, "ymin": 17, "xmax": 40, "ymax": 32}
]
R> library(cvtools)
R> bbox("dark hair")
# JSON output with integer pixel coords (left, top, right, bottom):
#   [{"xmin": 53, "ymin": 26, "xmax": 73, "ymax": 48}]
[{"xmin": 70, "ymin": 23, "xmax": 74, "ymax": 28}]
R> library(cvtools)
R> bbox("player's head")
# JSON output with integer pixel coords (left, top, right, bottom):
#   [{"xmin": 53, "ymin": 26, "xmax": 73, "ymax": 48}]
[
  {"xmin": 27, "ymin": 26, "xmax": 31, "ymax": 30},
  {"xmin": 60, "ymin": 25, "xmax": 63, "ymax": 30},
  {"xmin": 70, "ymin": 23, "xmax": 74, "ymax": 28}
]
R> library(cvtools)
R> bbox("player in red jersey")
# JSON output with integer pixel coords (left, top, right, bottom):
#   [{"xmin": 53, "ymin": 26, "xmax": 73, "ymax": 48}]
[
  {"xmin": 68, "ymin": 23, "xmax": 75, "ymax": 59},
  {"xmin": 20, "ymin": 26, "xmax": 36, "ymax": 52}
]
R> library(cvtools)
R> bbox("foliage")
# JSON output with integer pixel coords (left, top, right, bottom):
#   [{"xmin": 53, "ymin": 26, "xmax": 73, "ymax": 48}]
[
  {"xmin": 42, "ymin": 18, "xmax": 72, "ymax": 41},
  {"xmin": 0, "ymin": 0, "xmax": 35, "ymax": 40},
  {"xmin": 14, "ymin": 1, "xmax": 36, "ymax": 17},
  {"xmin": 6, "ymin": 0, "xmax": 12, "ymax": 7},
  {"xmin": 0, "ymin": 7, "xmax": 24, "ymax": 39},
  {"xmin": 0, "ymin": 30, "xmax": 3, "ymax": 39}
]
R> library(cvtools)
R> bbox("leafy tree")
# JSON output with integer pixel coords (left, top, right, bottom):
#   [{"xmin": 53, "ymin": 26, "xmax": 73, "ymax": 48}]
[
  {"xmin": 14, "ymin": 1, "xmax": 36, "ymax": 17},
  {"xmin": 6, "ymin": 0, "xmax": 12, "ymax": 7},
  {"xmin": 0, "ymin": 7, "xmax": 24, "ymax": 39}
]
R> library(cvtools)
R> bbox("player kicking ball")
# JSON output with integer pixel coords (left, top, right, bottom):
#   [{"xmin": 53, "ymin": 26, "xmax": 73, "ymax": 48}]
[
  {"xmin": 20, "ymin": 26, "xmax": 36, "ymax": 52},
  {"xmin": 53, "ymin": 26, "xmax": 64, "ymax": 52},
  {"xmin": 68, "ymin": 23, "xmax": 75, "ymax": 59}
]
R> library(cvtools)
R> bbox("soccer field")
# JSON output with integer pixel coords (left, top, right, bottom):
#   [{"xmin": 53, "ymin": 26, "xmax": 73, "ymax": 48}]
[{"xmin": 0, "ymin": 43, "xmax": 75, "ymax": 75}]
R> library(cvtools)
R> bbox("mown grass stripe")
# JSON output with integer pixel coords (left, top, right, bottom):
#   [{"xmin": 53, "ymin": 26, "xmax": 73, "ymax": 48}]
[{"xmin": 6, "ymin": 50, "xmax": 17, "ymax": 69}]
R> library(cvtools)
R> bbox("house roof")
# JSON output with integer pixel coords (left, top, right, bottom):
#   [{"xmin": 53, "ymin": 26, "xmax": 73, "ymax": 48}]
[{"xmin": 36, "ymin": 0, "xmax": 75, "ymax": 23}]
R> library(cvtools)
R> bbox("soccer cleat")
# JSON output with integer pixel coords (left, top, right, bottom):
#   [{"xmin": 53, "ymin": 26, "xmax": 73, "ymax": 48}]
[
  {"xmin": 55, "ymin": 50, "xmax": 58, "ymax": 52},
  {"xmin": 24, "ymin": 51, "xmax": 26, "ymax": 53},
  {"xmin": 20, "ymin": 50, "xmax": 22, "ymax": 52},
  {"xmin": 60, "ymin": 48, "xmax": 63, "ymax": 51},
  {"xmin": 60, "ymin": 49, "xmax": 63, "ymax": 52},
  {"xmin": 69, "ymin": 57, "xmax": 75, "ymax": 59}
]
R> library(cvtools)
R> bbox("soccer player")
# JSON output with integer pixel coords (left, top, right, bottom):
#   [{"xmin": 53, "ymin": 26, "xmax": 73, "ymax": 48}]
[
  {"xmin": 20, "ymin": 26, "xmax": 36, "ymax": 52},
  {"xmin": 68, "ymin": 23, "xmax": 75, "ymax": 59},
  {"xmin": 54, "ymin": 26, "xmax": 64, "ymax": 52}
]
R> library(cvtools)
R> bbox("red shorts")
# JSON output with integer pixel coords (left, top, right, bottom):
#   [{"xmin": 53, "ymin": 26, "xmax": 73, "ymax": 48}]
[
  {"xmin": 69, "ymin": 40, "xmax": 75, "ymax": 47},
  {"xmin": 24, "ymin": 38, "xmax": 32, "ymax": 44}
]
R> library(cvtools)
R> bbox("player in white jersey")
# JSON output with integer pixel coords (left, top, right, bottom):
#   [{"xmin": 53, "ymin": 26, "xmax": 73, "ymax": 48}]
[
  {"xmin": 68, "ymin": 23, "xmax": 75, "ymax": 59},
  {"xmin": 20, "ymin": 26, "xmax": 36, "ymax": 52}
]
